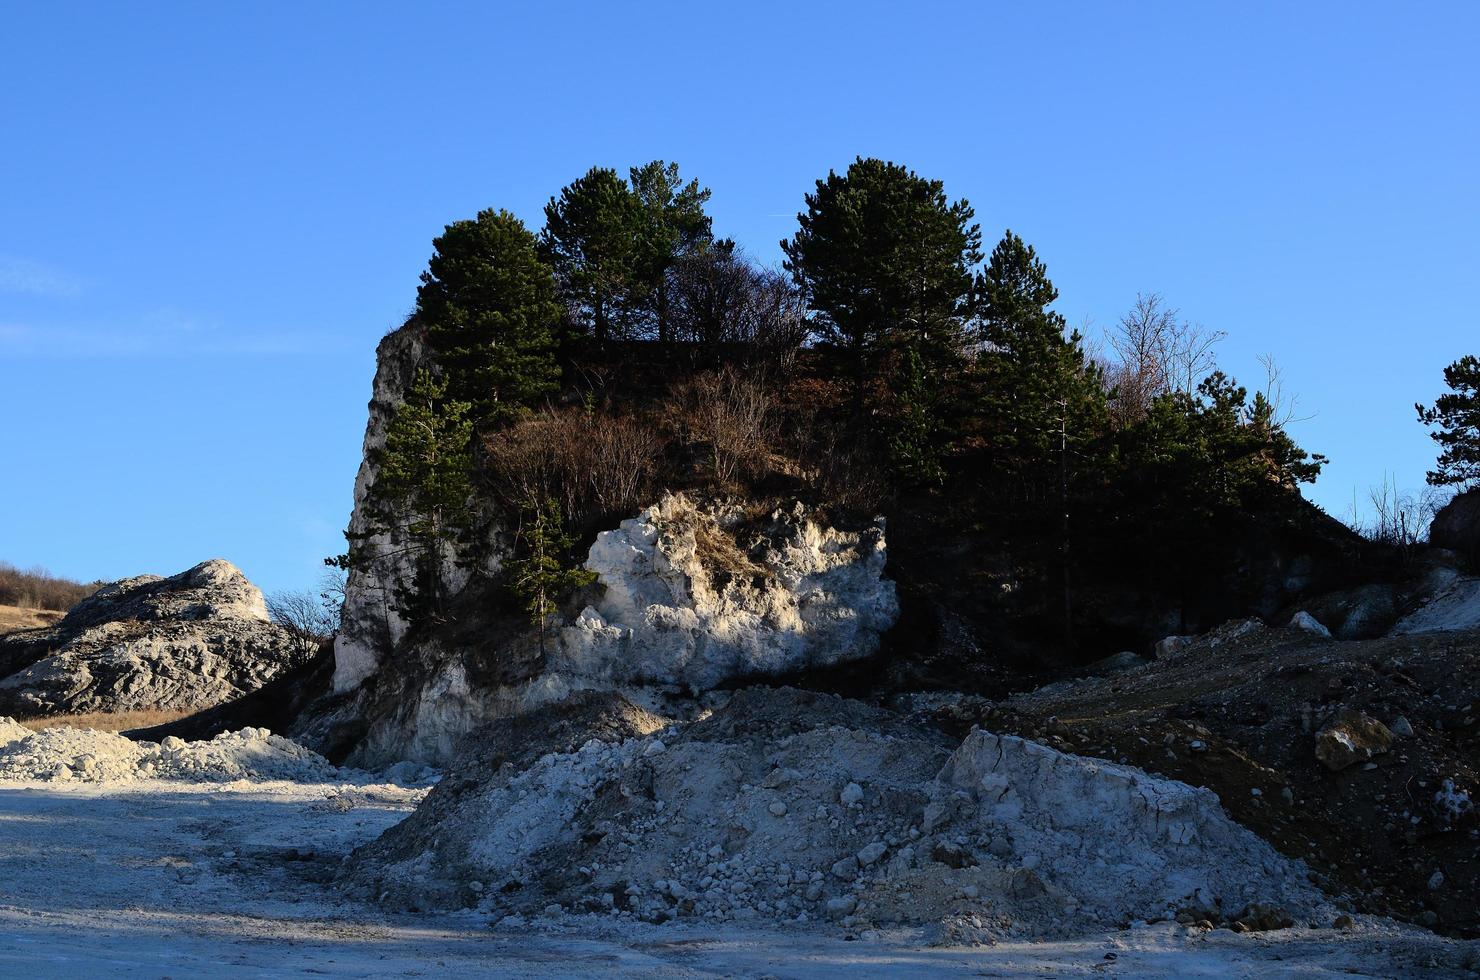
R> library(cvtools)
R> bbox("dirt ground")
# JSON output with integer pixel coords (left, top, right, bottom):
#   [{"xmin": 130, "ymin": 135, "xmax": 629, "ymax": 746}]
[
  {"xmin": 1, "ymin": 778, "xmax": 1475, "ymax": 978},
  {"xmin": 943, "ymin": 623, "xmax": 1480, "ymax": 938}
]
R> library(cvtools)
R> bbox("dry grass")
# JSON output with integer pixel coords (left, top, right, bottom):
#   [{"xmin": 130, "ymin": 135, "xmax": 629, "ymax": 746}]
[
  {"xmin": 692, "ymin": 516, "xmax": 770, "ymax": 584},
  {"xmin": 0, "ymin": 604, "xmax": 63, "ymax": 634},
  {"xmin": 18, "ymin": 708, "xmax": 195, "ymax": 733}
]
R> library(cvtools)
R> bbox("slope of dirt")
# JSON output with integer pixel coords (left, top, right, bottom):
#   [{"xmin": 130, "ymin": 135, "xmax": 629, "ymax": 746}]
[{"xmin": 935, "ymin": 623, "xmax": 1480, "ymax": 937}]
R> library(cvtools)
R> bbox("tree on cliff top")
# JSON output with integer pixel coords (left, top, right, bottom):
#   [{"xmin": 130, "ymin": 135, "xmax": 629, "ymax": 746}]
[
  {"xmin": 781, "ymin": 157, "xmax": 981, "ymax": 383},
  {"xmin": 1417, "ymin": 354, "xmax": 1480, "ymax": 489},
  {"xmin": 977, "ymin": 230, "xmax": 1107, "ymax": 471},
  {"xmin": 629, "ymin": 160, "xmax": 713, "ymax": 341},
  {"xmin": 416, "ymin": 208, "xmax": 562, "ymax": 426},
  {"xmin": 540, "ymin": 167, "xmax": 645, "ymax": 342}
]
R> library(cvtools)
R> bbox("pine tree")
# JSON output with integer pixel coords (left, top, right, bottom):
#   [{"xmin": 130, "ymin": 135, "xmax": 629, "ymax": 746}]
[
  {"xmin": 976, "ymin": 231, "xmax": 1108, "ymax": 643},
  {"xmin": 416, "ymin": 209, "xmax": 562, "ymax": 426},
  {"xmin": 629, "ymin": 160, "xmax": 713, "ymax": 341},
  {"xmin": 540, "ymin": 167, "xmax": 644, "ymax": 341},
  {"xmin": 885, "ymin": 345, "xmax": 949, "ymax": 486},
  {"xmin": 781, "ymin": 157, "xmax": 980, "ymax": 392},
  {"xmin": 506, "ymin": 498, "xmax": 596, "ymax": 653},
  {"xmin": 1417, "ymin": 354, "xmax": 1480, "ymax": 489},
  {"xmin": 977, "ymin": 231, "xmax": 1107, "ymax": 473},
  {"xmin": 362, "ymin": 369, "xmax": 476, "ymax": 623}
]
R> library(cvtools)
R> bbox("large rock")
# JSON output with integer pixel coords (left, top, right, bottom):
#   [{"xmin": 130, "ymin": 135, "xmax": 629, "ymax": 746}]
[
  {"xmin": 0, "ymin": 560, "xmax": 308, "ymax": 719},
  {"xmin": 1391, "ymin": 565, "xmax": 1480, "ymax": 635},
  {"xmin": 1314, "ymin": 709, "xmax": 1392, "ymax": 771},
  {"xmin": 556, "ymin": 493, "xmax": 899, "ymax": 691},
  {"xmin": 1430, "ymin": 488, "xmax": 1480, "ymax": 561}
]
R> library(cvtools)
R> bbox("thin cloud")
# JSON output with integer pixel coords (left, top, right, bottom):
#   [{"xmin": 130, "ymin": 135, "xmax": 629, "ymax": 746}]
[{"xmin": 0, "ymin": 254, "xmax": 86, "ymax": 297}]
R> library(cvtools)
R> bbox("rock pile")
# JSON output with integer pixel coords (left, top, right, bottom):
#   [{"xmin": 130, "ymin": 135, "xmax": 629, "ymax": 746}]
[
  {"xmin": 343, "ymin": 688, "xmax": 1326, "ymax": 939},
  {"xmin": 0, "ymin": 721, "xmax": 368, "ymax": 784},
  {"xmin": 0, "ymin": 559, "xmax": 309, "ymax": 719}
]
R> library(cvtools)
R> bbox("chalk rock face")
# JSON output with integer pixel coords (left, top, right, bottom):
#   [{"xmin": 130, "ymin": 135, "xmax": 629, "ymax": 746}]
[
  {"xmin": 319, "ymin": 493, "xmax": 900, "ymax": 767},
  {"xmin": 332, "ymin": 320, "xmax": 469, "ymax": 694},
  {"xmin": 556, "ymin": 493, "xmax": 899, "ymax": 690},
  {"xmin": 0, "ymin": 559, "xmax": 308, "ymax": 718},
  {"xmin": 1391, "ymin": 572, "xmax": 1480, "ymax": 635}
]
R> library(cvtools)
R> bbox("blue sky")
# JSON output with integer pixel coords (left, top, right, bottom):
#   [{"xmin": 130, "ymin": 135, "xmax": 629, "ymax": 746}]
[{"xmin": 2, "ymin": 2, "xmax": 1476, "ymax": 598}]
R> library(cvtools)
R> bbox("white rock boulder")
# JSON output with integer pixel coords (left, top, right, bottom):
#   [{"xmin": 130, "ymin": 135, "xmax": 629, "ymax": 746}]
[{"xmin": 554, "ymin": 493, "xmax": 899, "ymax": 690}]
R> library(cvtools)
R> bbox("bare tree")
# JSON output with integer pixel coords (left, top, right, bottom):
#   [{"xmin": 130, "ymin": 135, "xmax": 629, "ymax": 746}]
[
  {"xmin": 1256, "ymin": 353, "xmax": 1312, "ymax": 428},
  {"xmin": 1106, "ymin": 293, "xmax": 1225, "ymax": 426},
  {"xmin": 1348, "ymin": 474, "xmax": 1443, "ymax": 561},
  {"xmin": 267, "ymin": 587, "xmax": 339, "ymax": 659},
  {"xmin": 669, "ymin": 244, "xmax": 809, "ymax": 369}
]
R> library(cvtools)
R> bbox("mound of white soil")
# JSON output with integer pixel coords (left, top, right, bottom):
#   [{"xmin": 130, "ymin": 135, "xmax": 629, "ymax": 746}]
[
  {"xmin": 0, "ymin": 723, "xmax": 370, "ymax": 784},
  {"xmin": 345, "ymin": 688, "xmax": 1327, "ymax": 940}
]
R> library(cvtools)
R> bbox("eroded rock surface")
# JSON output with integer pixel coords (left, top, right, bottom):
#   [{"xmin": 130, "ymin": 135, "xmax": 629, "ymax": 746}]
[
  {"xmin": 0, "ymin": 559, "xmax": 308, "ymax": 718},
  {"xmin": 557, "ymin": 493, "xmax": 898, "ymax": 691}
]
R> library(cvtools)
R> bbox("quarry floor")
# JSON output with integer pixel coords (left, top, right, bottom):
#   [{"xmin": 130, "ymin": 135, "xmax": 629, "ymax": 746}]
[{"xmin": 0, "ymin": 778, "xmax": 1473, "ymax": 977}]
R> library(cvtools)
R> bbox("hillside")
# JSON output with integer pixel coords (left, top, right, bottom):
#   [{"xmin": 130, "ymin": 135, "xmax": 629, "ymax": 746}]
[{"xmin": 0, "ymin": 605, "xmax": 62, "ymax": 634}]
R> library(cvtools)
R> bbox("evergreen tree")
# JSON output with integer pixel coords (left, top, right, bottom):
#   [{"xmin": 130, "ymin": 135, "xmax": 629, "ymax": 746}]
[
  {"xmin": 975, "ymin": 231, "xmax": 1108, "ymax": 642},
  {"xmin": 361, "ymin": 369, "xmax": 476, "ymax": 623},
  {"xmin": 416, "ymin": 209, "xmax": 562, "ymax": 426},
  {"xmin": 781, "ymin": 157, "xmax": 981, "ymax": 389},
  {"xmin": 1417, "ymin": 354, "xmax": 1480, "ymax": 489},
  {"xmin": 977, "ymin": 231, "xmax": 1107, "ymax": 473},
  {"xmin": 885, "ymin": 345, "xmax": 949, "ymax": 486},
  {"xmin": 1113, "ymin": 372, "xmax": 1325, "ymax": 628},
  {"xmin": 629, "ymin": 160, "xmax": 713, "ymax": 341},
  {"xmin": 506, "ymin": 497, "xmax": 596, "ymax": 653},
  {"xmin": 540, "ymin": 167, "xmax": 644, "ymax": 341}
]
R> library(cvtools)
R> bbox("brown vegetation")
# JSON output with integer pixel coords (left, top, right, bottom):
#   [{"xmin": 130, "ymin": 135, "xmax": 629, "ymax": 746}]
[
  {"xmin": 0, "ymin": 562, "xmax": 96, "ymax": 613},
  {"xmin": 483, "ymin": 407, "xmax": 665, "ymax": 533},
  {"xmin": 18, "ymin": 708, "xmax": 195, "ymax": 733}
]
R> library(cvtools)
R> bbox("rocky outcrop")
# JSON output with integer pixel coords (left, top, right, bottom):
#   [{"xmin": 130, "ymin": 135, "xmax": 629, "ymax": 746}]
[
  {"xmin": 332, "ymin": 320, "xmax": 432, "ymax": 694},
  {"xmin": 317, "ymin": 492, "xmax": 900, "ymax": 767},
  {"xmin": 0, "ymin": 560, "xmax": 308, "ymax": 719},
  {"xmin": 1430, "ymin": 487, "xmax": 1480, "ymax": 561},
  {"xmin": 557, "ymin": 493, "xmax": 898, "ymax": 691}
]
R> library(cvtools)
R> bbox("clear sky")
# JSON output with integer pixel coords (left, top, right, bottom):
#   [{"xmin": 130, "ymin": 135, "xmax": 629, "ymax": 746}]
[{"xmin": 2, "ymin": 2, "xmax": 1476, "ymax": 598}]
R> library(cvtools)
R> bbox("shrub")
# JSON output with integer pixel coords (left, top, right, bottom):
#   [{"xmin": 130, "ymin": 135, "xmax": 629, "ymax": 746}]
[
  {"xmin": 668, "ymin": 368, "xmax": 775, "ymax": 487},
  {"xmin": 483, "ymin": 409, "xmax": 665, "ymax": 532},
  {"xmin": 0, "ymin": 563, "xmax": 97, "ymax": 612}
]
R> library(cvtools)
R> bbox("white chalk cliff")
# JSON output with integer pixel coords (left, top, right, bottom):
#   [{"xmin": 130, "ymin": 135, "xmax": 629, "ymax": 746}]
[{"xmin": 556, "ymin": 493, "xmax": 897, "ymax": 691}]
